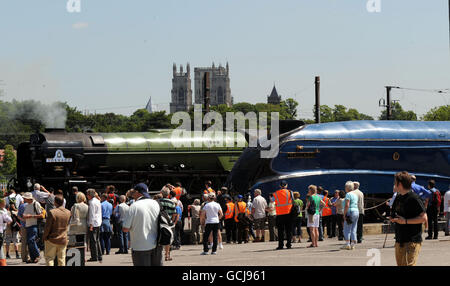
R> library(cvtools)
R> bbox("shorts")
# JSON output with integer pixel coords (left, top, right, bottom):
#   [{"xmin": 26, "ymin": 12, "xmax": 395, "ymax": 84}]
[
  {"xmin": 307, "ymin": 214, "xmax": 320, "ymax": 228},
  {"xmin": 6, "ymin": 231, "xmax": 19, "ymax": 244},
  {"xmin": 254, "ymin": 218, "xmax": 266, "ymax": 230}
]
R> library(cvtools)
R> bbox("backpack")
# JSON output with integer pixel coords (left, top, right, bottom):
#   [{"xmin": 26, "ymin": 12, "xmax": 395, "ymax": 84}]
[
  {"xmin": 108, "ymin": 193, "xmax": 115, "ymax": 205},
  {"xmin": 307, "ymin": 196, "xmax": 317, "ymax": 215},
  {"xmin": 290, "ymin": 193, "xmax": 301, "ymax": 218},
  {"xmin": 157, "ymin": 201, "xmax": 174, "ymax": 246},
  {"xmin": 431, "ymin": 189, "xmax": 441, "ymax": 209},
  {"xmin": 9, "ymin": 195, "xmax": 17, "ymax": 209},
  {"xmin": 33, "ymin": 201, "xmax": 46, "ymax": 222},
  {"xmin": 10, "ymin": 212, "xmax": 20, "ymax": 232}
]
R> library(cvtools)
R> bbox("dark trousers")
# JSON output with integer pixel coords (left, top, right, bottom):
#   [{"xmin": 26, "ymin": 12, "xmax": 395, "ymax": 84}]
[
  {"xmin": 117, "ymin": 223, "xmax": 128, "ymax": 253},
  {"xmin": 173, "ymin": 221, "xmax": 182, "ymax": 248},
  {"xmin": 224, "ymin": 218, "xmax": 237, "ymax": 243},
  {"xmin": 276, "ymin": 214, "xmax": 293, "ymax": 248},
  {"xmin": 100, "ymin": 231, "xmax": 111, "ymax": 254},
  {"xmin": 322, "ymin": 215, "xmax": 331, "ymax": 237},
  {"xmin": 292, "ymin": 216, "xmax": 303, "ymax": 237},
  {"xmin": 131, "ymin": 246, "xmax": 163, "ymax": 266},
  {"xmin": 267, "ymin": 216, "xmax": 277, "ymax": 241},
  {"xmin": 248, "ymin": 221, "xmax": 256, "ymax": 240},
  {"xmin": 237, "ymin": 221, "xmax": 249, "ymax": 243},
  {"xmin": 203, "ymin": 223, "xmax": 219, "ymax": 252},
  {"xmin": 427, "ymin": 208, "xmax": 439, "ymax": 238},
  {"xmin": 357, "ymin": 214, "xmax": 364, "ymax": 242},
  {"xmin": 26, "ymin": 226, "xmax": 40, "ymax": 261},
  {"xmin": 337, "ymin": 214, "xmax": 344, "ymax": 239},
  {"xmin": 330, "ymin": 215, "xmax": 337, "ymax": 237},
  {"xmin": 88, "ymin": 227, "xmax": 102, "ymax": 261},
  {"xmin": 318, "ymin": 216, "xmax": 323, "ymax": 240},
  {"xmin": 181, "ymin": 215, "xmax": 186, "ymax": 243},
  {"xmin": 37, "ymin": 221, "xmax": 45, "ymax": 251}
]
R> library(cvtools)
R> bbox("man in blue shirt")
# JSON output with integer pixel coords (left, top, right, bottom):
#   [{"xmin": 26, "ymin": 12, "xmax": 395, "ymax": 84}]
[
  {"xmin": 411, "ymin": 175, "xmax": 432, "ymax": 207},
  {"xmin": 173, "ymin": 204, "xmax": 183, "ymax": 250},
  {"xmin": 100, "ymin": 193, "xmax": 113, "ymax": 255},
  {"xmin": 426, "ymin": 180, "xmax": 440, "ymax": 240},
  {"xmin": 330, "ymin": 190, "xmax": 339, "ymax": 238},
  {"xmin": 17, "ymin": 201, "xmax": 28, "ymax": 262}
]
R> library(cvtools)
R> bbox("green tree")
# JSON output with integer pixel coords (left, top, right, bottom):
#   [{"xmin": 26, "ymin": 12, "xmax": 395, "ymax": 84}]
[
  {"xmin": 319, "ymin": 105, "xmax": 334, "ymax": 122},
  {"xmin": 379, "ymin": 102, "xmax": 417, "ymax": 120},
  {"xmin": 423, "ymin": 105, "xmax": 450, "ymax": 121},
  {"xmin": 0, "ymin": 145, "xmax": 16, "ymax": 175},
  {"xmin": 281, "ymin": 98, "xmax": 299, "ymax": 119}
]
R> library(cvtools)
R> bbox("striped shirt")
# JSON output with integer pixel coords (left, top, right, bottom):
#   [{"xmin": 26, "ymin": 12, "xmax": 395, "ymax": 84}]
[{"xmin": 159, "ymin": 198, "xmax": 176, "ymax": 216}]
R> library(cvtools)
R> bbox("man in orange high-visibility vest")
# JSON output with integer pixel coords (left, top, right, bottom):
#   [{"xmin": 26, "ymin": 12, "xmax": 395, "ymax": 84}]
[
  {"xmin": 234, "ymin": 195, "xmax": 249, "ymax": 243},
  {"xmin": 203, "ymin": 181, "xmax": 215, "ymax": 195},
  {"xmin": 173, "ymin": 182, "xmax": 186, "ymax": 201},
  {"xmin": 224, "ymin": 196, "xmax": 237, "ymax": 243},
  {"xmin": 322, "ymin": 190, "xmax": 333, "ymax": 239},
  {"xmin": 273, "ymin": 180, "xmax": 294, "ymax": 250}
]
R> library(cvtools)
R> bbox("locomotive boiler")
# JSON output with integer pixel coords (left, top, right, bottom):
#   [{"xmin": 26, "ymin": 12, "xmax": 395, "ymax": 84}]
[{"xmin": 14, "ymin": 128, "xmax": 247, "ymax": 196}]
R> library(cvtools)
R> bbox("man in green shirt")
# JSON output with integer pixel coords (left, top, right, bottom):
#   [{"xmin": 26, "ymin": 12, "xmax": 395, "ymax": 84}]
[{"xmin": 292, "ymin": 192, "xmax": 303, "ymax": 243}]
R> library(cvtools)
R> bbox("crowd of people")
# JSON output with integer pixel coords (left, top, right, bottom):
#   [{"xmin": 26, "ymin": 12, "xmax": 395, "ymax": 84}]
[{"xmin": 0, "ymin": 174, "xmax": 449, "ymax": 267}]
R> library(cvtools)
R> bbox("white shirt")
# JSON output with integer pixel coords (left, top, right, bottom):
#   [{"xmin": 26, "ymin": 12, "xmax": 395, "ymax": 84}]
[
  {"xmin": 6, "ymin": 193, "xmax": 23, "ymax": 210},
  {"xmin": 23, "ymin": 201, "xmax": 42, "ymax": 227},
  {"xmin": 31, "ymin": 190, "xmax": 50, "ymax": 204},
  {"xmin": 0, "ymin": 211, "xmax": 12, "ymax": 233},
  {"xmin": 444, "ymin": 190, "xmax": 450, "ymax": 213},
  {"xmin": 353, "ymin": 189, "xmax": 365, "ymax": 215},
  {"xmin": 88, "ymin": 197, "xmax": 102, "ymax": 227},
  {"xmin": 117, "ymin": 202, "xmax": 130, "ymax": 223},
  {"xmin": 123, "ymin": 198, "xmax": 160, "ymax": 251},
  {"xmin": 252, "ymin": 195, "xmax": 268, "ymax": 219},
  {"xmin": 203, "ymin": 201, "xmax": 221, "ymax": 224}
]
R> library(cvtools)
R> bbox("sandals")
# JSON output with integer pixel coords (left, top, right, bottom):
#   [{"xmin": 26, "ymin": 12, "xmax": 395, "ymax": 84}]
[
  {"xmin": 307, "ymin": 244, "xmax": 315, "ymax": 248},
  {"xmin": 165, "ymin": 256, "xmax": 173, "ymax": 261}
]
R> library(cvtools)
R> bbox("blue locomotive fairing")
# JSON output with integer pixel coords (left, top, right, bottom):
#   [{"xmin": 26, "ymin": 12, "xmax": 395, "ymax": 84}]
[
  {"xmin": 289, "ymin": 120, "xmax": 448, "ymax": 141},
  {"xmin": 229, "ymin": 120, "xmax": 450, "ymax": 198}
]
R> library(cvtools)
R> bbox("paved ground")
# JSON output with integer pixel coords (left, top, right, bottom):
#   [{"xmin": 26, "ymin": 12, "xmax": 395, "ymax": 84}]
[{"xmin": 7, "ymin": 233, "xmax": 450, "ymax": 266}]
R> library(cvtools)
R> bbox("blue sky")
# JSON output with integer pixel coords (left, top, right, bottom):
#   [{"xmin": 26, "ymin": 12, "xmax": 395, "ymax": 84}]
[{"xmin": 0, "ymin": 0, "xmax": 449, "ymax": 119}]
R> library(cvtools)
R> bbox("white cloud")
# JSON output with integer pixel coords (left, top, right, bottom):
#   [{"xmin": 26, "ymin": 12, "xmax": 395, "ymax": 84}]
[{"xmin": 72, "ymin": 22, "xmax": 88, "ymax": 29}]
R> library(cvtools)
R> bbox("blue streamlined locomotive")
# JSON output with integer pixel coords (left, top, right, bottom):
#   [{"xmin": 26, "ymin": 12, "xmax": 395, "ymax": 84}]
[{"xmin": 227, "ymin": 120, "xmax": 450, "ymax": 220}]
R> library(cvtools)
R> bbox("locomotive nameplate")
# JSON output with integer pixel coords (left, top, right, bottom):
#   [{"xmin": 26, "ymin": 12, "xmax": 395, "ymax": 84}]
[
  {"xmin": 46, "ymin": 149, "xmax": 73, "ymax": 163},
  {"xmin": 286, "ymin": 152, "xmax": 319, "ymax": 159}
]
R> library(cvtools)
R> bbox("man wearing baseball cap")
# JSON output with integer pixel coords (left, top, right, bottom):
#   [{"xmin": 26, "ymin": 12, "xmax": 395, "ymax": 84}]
[{"xmin": 122, "ymin": 183, "xmax": 162, "ymax": 266}]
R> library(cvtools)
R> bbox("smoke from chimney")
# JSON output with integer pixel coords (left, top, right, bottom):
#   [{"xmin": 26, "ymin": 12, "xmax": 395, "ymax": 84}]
[{"xmin": 8, "ymin": 100, "xmax": 67, "ymax": 129}]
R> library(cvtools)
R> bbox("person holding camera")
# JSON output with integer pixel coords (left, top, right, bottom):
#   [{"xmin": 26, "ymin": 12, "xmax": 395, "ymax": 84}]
[
  {"xmin": 390, "ymin": 171, "xmax": 427, "ymax": 266},
  {"xmin": 341, "ymin": 181, "xmax": 359, "ymax": 250}
]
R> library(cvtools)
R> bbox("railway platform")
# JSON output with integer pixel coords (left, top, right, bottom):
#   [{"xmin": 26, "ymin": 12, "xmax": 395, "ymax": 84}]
[{"xmin": 7, "ymin": 233, "xmax": 450, "ymax": 266}]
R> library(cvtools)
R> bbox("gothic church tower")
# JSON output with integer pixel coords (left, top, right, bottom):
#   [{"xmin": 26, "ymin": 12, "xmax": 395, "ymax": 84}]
[{"xmin": 170, "ymin": 63, "xmax": 192, "ymax": 113}]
